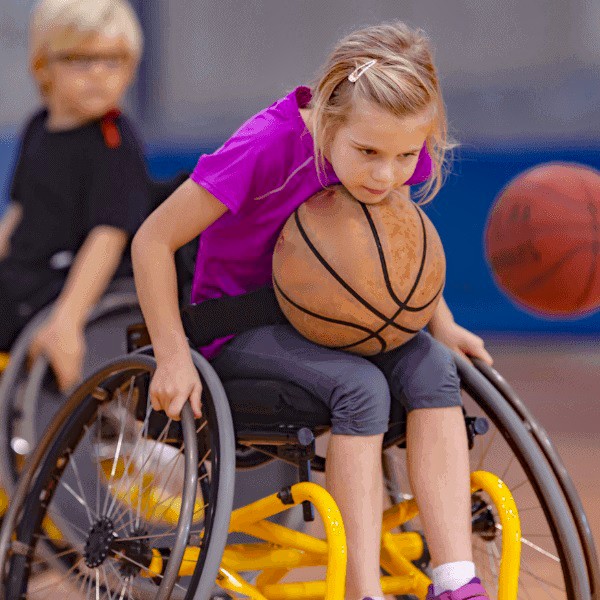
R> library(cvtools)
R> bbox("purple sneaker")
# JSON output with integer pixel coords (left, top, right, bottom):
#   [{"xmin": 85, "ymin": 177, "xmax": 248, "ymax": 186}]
[{"xmin": 426, "ymin": 577, "xmax": 490, "ymax": 600}]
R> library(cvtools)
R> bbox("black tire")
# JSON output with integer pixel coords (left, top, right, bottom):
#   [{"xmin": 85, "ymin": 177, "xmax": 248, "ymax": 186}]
[
  {"xmin": 0, "ymin": 352, "xmax": 236, "ymax": 600},
  {"xmin": 472, "ymin": 358, "xmax": 600, "ymax": 600},
  {"xmin": 452, "ymin": 354, "xmax": 591, "ymax": 599}
]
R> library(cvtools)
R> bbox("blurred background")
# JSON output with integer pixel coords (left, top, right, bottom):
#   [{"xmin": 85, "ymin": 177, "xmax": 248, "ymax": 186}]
[
  {"xmin": 1, "ymin": 0, "xmax": 599, "ymax": 543},
  {"xmin": 3, "ymin": 0, "xmax": 600, "ymax": 331}
]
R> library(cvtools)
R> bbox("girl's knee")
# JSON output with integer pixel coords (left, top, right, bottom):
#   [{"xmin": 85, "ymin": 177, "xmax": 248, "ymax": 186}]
[
  {"xmin": 395, "ymin": 335, "xmax": 461, "ymax": 412},
  {"xmin": 330, "ymin": 364, "xmax": 391, "ymax": 435}
]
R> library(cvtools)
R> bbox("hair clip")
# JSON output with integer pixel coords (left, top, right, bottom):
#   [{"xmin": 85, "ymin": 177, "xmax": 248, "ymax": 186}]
[{"xmin": 348, "ymin": 59, "xmax": 377, "ymax": 82}]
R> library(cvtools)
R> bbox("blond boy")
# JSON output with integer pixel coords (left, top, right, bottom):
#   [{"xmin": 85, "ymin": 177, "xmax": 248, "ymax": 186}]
[{"xmin": 0, "ymin": 0, "xmax": 150, "ymax": 390}]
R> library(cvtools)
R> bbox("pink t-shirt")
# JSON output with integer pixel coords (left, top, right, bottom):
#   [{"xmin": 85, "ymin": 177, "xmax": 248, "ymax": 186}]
[{"xmin": 189, "ymin": 86, "xmax": 431, "ymax": 358}]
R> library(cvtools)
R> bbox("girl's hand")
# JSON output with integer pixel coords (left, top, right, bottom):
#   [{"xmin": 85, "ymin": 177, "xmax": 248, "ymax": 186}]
[
  {"xmin": 29, "ymin": 318, "xmax": 86, "ymax": 392},
  {"xmin": 430, "ymin": 320, "xmax": 493, "ymax": 366},
  {"xmin": 150, "ymin": 352, "xmax": 203, "ymax": 420}
]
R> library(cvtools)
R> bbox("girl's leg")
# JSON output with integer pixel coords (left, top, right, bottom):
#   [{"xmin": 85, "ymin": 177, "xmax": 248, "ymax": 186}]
[
  {"xmin": 369, "ymin": 331, "xmax": 477, "ymax": 589},
  {"xmin": 211, "ymin": 324, "xmax": 391, "ymax": 599},
  {"xmin": 326, "ymin": 433, "xmax": 384, "ymax": 600},
  {"xmin": 406, "ymin": 406, "xmax": 472, "ymax": 565}
]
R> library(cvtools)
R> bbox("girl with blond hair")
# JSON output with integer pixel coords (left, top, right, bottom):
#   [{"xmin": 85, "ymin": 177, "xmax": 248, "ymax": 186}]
[{"xmin": 133, "ymin": 21, "xmax": 493, "ymax": 600}]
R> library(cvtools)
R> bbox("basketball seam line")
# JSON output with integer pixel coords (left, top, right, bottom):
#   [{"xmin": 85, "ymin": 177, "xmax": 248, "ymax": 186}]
[
  {"xmin": 292, "ymin": 208, "xmax": 418, "ymax": 335},
  {"xmin": 339, "ymin": 203, "xmax": 443, "ymax": 351},
  {"xmin": 360, "ymin": 202, "xmax": 441, "ymax": 312},
  {"xmin": 272, "ymin": 277, "xmax": 388, "ymax": 347},
  {"xmin": 513, "ymin": 244, "xmax": 590, "ymax": 295}
]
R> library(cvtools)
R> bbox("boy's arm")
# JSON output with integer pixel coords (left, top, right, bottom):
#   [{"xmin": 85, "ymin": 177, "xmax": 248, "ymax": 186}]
[
  {"xmin": 48, "ymin": 225, "xmax": 128, "ymax": 326},
  {"xmin": 0, "ymin": 203, "xmax": 23, "ymax": 260},
  {"xmin": 29, "ymin": 225, "xmax": 128, "ymax": 390}
]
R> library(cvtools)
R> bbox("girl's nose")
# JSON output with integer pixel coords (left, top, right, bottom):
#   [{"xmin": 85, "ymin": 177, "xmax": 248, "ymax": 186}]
[{"xmin": 372, "ymin": 162, "xmax": 395, "ymax": 185}]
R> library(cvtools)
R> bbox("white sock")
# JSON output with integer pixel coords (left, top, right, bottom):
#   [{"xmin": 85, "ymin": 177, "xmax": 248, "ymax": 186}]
[{"xmin": 433, "ymin": 561, "xmax": 476, "ymax": 595}]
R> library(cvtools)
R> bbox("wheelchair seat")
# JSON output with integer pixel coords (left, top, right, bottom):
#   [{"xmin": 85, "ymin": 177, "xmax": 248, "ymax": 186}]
[
  {"xmin": 223, "ymin": 377, "xmax": 408, "ymax": 451},
  {"xmin": 223, "ymin": 378, "xmax": 330, "ymax": 432}
]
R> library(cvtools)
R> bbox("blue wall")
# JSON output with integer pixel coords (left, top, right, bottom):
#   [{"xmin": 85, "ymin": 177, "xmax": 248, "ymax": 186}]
[{"xmin": 424, "ymin": 145, "xmax": 600, "ymax": 334}]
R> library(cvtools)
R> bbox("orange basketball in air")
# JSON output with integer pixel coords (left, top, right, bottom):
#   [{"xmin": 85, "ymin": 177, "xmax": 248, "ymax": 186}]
[
  {"xmin": 485, "ymin": 163, "xmax": 600, "ymax": 317},
  {"xmin": 272, "ymin": 185, "xmax": 446, "ymax": 355}
]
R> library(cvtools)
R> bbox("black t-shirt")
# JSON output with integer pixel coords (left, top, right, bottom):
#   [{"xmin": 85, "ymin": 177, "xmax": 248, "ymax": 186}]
[{"xmin": 0, "ymin": 109, "xmax": 151, "ymax": 313}]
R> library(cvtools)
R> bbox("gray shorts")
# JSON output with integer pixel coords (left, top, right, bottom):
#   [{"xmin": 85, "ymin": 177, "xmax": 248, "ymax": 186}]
[{"xmin": 210, "ymin": 324, "xmax": 461, "ymax": 436}]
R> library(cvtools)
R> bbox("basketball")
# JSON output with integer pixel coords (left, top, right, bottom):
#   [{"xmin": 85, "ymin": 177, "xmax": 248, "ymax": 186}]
[
  {"xmin": 272, "ymin": 185, "xmax": 446, "ymax": 355},
  {"xmin": 485, "ymin": 163, "xmax": 600, "ymax": 317}
]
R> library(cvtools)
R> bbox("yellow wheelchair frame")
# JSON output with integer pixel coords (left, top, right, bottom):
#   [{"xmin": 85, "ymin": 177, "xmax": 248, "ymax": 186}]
[
  {"xmin": 1, "ymin": 344, "xmax": 521, "ymax": 599},
  {"xmin": 132, "ymin": 473, "xmax": 520, "ymax": 600},
  {"xmin": 37, "ymin": 464, "xmax": 520, "ymax": 600}
]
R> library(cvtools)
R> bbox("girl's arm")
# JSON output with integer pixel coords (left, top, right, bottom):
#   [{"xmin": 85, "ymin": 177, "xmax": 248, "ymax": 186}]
[
  {"xmin": 428, "ymin": 295, "xmax": 453, "ymax": 332},
  {"xmin": 132, "ymin": 179, "xmax": 227, "ymax": 418}
]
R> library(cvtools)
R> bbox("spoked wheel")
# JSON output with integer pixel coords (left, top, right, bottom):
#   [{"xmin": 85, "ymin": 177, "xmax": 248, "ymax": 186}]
[
  {"xmin": 0, "ymin": 351, "xmax": 236, "ymax": 600},
  {"xmin": 382, "ymin": 356, "xmax": 591, "ymax": 599}
]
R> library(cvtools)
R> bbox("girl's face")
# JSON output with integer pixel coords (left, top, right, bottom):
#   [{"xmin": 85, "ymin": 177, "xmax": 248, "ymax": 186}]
[
  {"xmin": 327, "ymin": 97, "xmax": 432, "ymax": 204},
  {"xmin": 38, "ymin": 33, "xmax": 135, "ymax": 129}
]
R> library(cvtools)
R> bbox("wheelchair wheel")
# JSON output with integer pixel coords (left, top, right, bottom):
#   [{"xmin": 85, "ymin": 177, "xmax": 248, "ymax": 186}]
[
  {"xmin": 0, "ymin": 351, "xmax": 236, "ymax": 600},
  {"xmin": 381, "ymin": 355, "xmax": 592, "ymax": 599},
  {"xmin": 308, "ymin": 355, "xmax": 592, "ymax": 598},
  {"xmin": 0, "ymin": 288, "xmax": 142, "ymax": 492}
]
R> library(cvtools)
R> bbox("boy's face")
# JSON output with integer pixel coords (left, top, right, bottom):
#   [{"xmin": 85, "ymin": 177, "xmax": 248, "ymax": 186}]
[
  {"xmin": 327, "ymin": 97, "xmax": 432, "ymax": 205},
  {"xmin": 40, "ymin": 33, "xmax": 135, "ymax": 126}
]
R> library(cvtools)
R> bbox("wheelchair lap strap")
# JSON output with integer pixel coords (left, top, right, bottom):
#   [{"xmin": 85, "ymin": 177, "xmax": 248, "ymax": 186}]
[{"xmin": 180, "ymin": 286, "xmax": 288, "ymax": 347}]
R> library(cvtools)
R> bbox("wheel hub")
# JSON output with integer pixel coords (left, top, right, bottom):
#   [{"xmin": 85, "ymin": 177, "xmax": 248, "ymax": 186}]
[{"xmin": 84, "ymin": 517, "xmax": 115, "ymax": 568}]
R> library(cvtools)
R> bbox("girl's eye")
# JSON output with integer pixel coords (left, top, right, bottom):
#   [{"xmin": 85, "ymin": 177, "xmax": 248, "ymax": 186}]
[
  {"xmin": 400, "ymin": 152, "xmax": 417, "ymax": 158},
  {"xmin": 360, "ymin": 148, "xmax": 376, "ymax": 156}
]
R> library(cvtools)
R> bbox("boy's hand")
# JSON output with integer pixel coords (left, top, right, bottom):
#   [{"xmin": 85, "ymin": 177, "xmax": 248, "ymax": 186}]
[
  {"xmin": 29, "ymin": 318, "xmax": 86, "ymax": 392},
  {"xmin": 150, "ymin": 352, "xmax": 203, "ymax": 421},
  {"xmin": 0, "ymin": 237, "xmax": 9, "ymax": 260},
  {"xmin": 430, "ymin": 320, "xmax": 493, "ymax": 366},
  {"xmin": 0, "ymin": 203, "xmax": 22, "ymax": 260}
]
